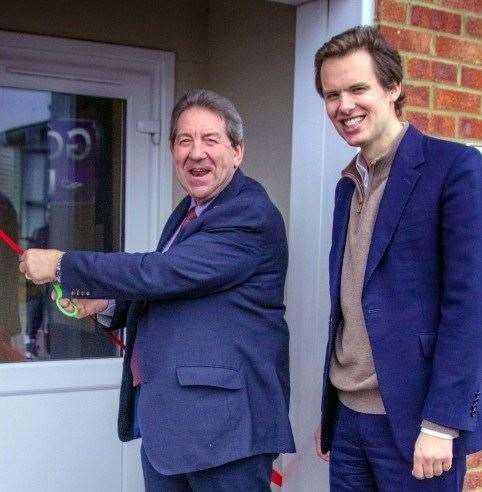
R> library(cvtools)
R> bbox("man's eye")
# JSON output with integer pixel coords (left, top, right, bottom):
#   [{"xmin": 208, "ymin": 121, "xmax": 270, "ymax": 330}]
[
  {"xmin": 352, "ymin": 87, "xmax": 366, "ymax": 93},
  {"xmin": 326, "ymin": 94, "xmax": 338, "ymax": 101},
  {"xmin": 206, "ymin": 139, "xmax": 218, "ymax": 144}
]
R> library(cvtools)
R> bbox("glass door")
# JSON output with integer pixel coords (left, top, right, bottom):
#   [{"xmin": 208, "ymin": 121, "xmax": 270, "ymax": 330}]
[{"xmin": 0, "ymin": 88, "xmax": 125, "ymax": 363}]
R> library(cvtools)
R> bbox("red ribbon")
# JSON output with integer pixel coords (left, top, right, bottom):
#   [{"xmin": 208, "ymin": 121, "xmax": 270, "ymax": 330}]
[
  {"xmin": 104, "ymin": 327, "xmax": 126, "ymax": 350},
  {"xmin": 0, "ymin": 229, "xmax": 24, "ymax": 255},
  {"xmin": 271, "ymin": 469, "xmax": 283, "ymax": 487}
]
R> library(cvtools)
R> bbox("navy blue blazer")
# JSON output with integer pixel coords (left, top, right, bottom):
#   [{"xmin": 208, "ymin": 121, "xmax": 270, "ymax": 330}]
[
  {"xmin": 60, "ymin": 170, "xmax": 295, "ymax": 474},
  {"xmin": 321, "ymin": 125, "xmax": 482, "ymax": 461}
]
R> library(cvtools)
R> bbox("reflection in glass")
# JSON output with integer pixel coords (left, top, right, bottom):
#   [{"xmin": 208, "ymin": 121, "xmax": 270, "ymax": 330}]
[{"xmin": 0, "ymin": 88, "xmax": 125, "ymax": 362}]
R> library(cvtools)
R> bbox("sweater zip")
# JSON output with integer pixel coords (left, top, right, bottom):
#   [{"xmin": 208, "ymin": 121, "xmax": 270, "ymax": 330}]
[{"xmin": 343, "ymin": 169, "xmax": 365, "ymax": 213}]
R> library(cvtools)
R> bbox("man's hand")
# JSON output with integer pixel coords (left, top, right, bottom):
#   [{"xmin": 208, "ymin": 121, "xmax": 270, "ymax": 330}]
[
  {"xmin": 315, "ymin": 424, "xmax": 330, "ymax": 462},
  {"xmin": 19, "ymin": 249, "xmax": 63, "ymax": 285},
  {"xmin": 412, "ymin": 432, "xmax": 453, "ymax": 479},
  {"xmin": 51, "ymin": 291, "xmax": 108, "ymax": 319}
]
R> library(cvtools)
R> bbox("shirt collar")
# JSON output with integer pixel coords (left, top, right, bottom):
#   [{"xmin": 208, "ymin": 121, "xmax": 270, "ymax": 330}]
[
  {"xmin": 355, "ymin": 153, "xmax": 369, "ymax": 190},
  {"xmin": 189, "ymin": 197, "xmax": 214, "ymax": 217}
]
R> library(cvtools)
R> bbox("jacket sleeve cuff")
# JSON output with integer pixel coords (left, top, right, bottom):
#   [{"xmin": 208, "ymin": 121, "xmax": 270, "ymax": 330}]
[{"xmin": 421, "ymin": 419, "xmax": 459, "ymax": 439}]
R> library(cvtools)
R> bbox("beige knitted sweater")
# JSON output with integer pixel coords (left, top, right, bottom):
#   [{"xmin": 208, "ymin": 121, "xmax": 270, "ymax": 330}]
[{"xmin": 329, "ymin": 124, "xmax": 408, "ymax": 414}]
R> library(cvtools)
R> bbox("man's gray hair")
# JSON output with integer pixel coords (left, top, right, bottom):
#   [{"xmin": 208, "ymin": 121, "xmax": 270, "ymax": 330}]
[{"xmin": 169, "ymin": 89, "xmax": 244, "ymax": 147}]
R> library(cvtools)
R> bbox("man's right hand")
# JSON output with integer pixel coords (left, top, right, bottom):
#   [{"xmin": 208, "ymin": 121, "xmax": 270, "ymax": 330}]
[
  {"xmin": 315, "ymin": 424, "xmax": 330, "ymax": 462},
  {"xmin": 51, "ymin": 291, "xmax": 108, "ymax": 319}
]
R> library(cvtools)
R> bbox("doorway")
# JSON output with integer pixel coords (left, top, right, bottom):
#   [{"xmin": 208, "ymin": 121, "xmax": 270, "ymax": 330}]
[{"xmin": 0, "ymin": 30, "xmax": 174, "ymax": 491}]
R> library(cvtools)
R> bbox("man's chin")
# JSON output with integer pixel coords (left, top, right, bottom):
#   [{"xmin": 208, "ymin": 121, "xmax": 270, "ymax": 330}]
[
  {"xmin": 189, "ymin": 188, "xmax": 212, "ymax": 202},
  {"xmin": 340, "ymin": 131, "xmax": 367, "ymax": 148}
]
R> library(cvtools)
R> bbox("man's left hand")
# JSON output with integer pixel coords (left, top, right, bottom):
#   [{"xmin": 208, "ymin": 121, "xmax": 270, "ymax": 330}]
[
  {"xmin": 19, "ymin": 249, "xmax": 64, "ymax": 285},
  {"xmin": 412, "ymin": 432, "xmax": 453, "ymax": 479}
]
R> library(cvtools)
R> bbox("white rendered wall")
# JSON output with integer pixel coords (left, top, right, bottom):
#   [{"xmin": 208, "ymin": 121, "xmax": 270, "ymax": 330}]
[{"xmin": 284, "ymin": 1, "xmax": 374, "ymax": 490}]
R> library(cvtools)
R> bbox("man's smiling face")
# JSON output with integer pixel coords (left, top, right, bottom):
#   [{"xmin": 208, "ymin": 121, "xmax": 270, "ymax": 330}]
[
  {"xmin": 319, "ymin": 48, "xmax": 401, "ymax": 159},
  {"xmin": 172, "ymin": 106, "xmax": 244, "ymax": 202}
]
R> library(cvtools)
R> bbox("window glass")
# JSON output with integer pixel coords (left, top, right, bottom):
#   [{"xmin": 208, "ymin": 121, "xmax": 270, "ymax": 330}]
[{"xmin": 0, "ymin": 87, "xmax": 125, "ymax": 362}]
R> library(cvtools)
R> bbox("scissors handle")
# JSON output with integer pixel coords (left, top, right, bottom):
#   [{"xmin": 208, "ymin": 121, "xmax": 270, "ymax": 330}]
[{"xmin": 53, "ymin": 283, "xmax": 79, "ymax": 318}]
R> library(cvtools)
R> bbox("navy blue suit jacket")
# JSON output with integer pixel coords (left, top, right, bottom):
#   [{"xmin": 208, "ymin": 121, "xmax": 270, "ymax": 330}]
[
  {"xmin": 60, "ymin": 170, "xmax": 295, "ymax": 474},
  {"xmin": 321, "ymin": 125, "xmax": 482, "ymax": 461}
]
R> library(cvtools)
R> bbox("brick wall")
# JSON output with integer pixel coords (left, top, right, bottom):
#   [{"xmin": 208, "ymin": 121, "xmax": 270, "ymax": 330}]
[
  {"xmin": 376, "ymin": 0, "xmax": 481, "ymax": 146},
  {"xmin": 375, "ymin": 0, "xmax": 482, "ymax": 490}
]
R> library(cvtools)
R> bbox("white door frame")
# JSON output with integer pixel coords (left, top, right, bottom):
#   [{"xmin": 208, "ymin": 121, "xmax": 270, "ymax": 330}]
[{"xmin": 0, "ymin": 31, "xmax": 174, "ymax": 492}]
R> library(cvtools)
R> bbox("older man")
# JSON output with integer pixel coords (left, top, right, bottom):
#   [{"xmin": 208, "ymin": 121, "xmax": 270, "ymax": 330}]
[{"xmin": 20, "ymin": 89, "xmax": 295, "ymax": 491}]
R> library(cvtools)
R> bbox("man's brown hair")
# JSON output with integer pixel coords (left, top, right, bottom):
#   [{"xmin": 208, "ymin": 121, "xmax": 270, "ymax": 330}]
[{"xmin": 314, "ymin": 26, "xmax": 405, "ymax": 116}]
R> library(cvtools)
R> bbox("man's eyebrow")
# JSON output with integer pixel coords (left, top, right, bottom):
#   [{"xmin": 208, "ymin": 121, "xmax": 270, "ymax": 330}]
[
  {"xmin": 202, "ymin": 132, "xmax": 222, "ymax": 138},
  {"xmin": 350, "ymin": 82, "xmax": 368, "ymax": 89},
  {"xmin": 323, "ymin": 83, "xmax": 368, "ymax": 96}
]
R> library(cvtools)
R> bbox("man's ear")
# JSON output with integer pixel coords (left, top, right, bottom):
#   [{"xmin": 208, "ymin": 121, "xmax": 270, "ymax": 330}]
[
  {"xmin": 389, "ymin": 83, "xmax": 402, "ymax": 103},
  {"xmin": 233, "ymin": 142, "xmax": 245, "ymax": 168}
]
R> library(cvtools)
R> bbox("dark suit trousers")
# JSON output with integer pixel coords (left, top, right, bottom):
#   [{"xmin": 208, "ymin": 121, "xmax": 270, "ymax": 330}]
[
  {"xmin": 141, "ymin": 446, "xmax": 275, "ymax": 492},
  {"xmin": 330, "ymin": 404, "xmax": 466, "ymax": 492}
]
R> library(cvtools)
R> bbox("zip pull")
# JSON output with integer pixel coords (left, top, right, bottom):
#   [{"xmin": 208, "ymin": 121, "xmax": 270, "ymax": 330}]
[{"xmin": 357, "ymin": 200, "xmax": 363, "ymax": 213}]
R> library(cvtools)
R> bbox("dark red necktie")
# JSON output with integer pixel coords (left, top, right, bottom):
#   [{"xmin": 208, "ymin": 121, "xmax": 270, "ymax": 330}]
[
  {"xmin": 179, "ymin": 206, "xmax": 197, "ymax": 229},
  {"xmin": 130, "ymin": 206, "xmax": 197, "ymax": 386}
]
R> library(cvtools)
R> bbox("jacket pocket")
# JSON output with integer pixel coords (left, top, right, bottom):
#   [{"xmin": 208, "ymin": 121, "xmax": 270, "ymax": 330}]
[
  {"xmin": 176, "ymin": 366, "xmax": 244, "ymax": 390},
  {"xmin": 419, "ymin": 333, "xmax": 437, "ymax": 358}
]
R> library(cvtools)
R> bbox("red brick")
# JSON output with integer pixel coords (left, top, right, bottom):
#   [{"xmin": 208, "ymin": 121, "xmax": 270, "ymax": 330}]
[
  {"xmin": 436, "ymin": 36, "xmax": 482, "ymax": 64},
  {"xmin": 464, "ymin": 470, "xmax": 482, "ymax": 490},
  {"xmin": 404, "ymin": 84, "xmax": 430, "ymax": 107},
  {"xmin": 407, "ymin": 58, "xmax": 457, "ymax": 84},
  {"xmin": 441, "ymin": 0, "xmax": 482, "ymax": 14},
  {"xmin": 466, "ymin": 17, "xmax": 482, "ymax": 39},
  {"xmin": 405, "ymin": 111, "xmax": 430, "ymax": 133},
  {"xmin": 380, "ymin": 26, "xmax": 432, "ymax": 54},
  {"xmin": 460, "ymin": 117, "xmax": 482, "ymax": 140},
  {"xmin": 411, "ymin": 6, "xmax": 461, "ymax": 34},
  {"xmin": 434, "ymin": 88, "xmax": 481, "ymax": 113},
  {"xmin": 405, "ymin": 111, "xmax": 456, "ymax": 137},
  {"xmin": 462, "ymin": 66, "xmax": 482, "ymax": 90},
  {"xmin": 432, "ymin": 114, "xmax": 456, "ymax": 138},
  {"xmin": 467, "ymin": 451, "xmax": 482, "ymax": 468},
  {"xmin": 377, "ymin": 0, "xmax": 407, "ymax": 23}
]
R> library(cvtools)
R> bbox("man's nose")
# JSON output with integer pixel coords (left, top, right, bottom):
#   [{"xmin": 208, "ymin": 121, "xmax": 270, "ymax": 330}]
[
  {"xmin": 189, "ymin": 141, "xmax": 207, "ymax": 161},
  {"xmin": 339, "ymin": 93, "xmax": 355, "ymax": 113}
]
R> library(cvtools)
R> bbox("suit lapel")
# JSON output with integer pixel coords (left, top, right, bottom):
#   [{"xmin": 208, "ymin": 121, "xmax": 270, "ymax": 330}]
[
  {"xmin": 330, "ymin": 179, "xmax": 355, "ymax": 309},
  {"xmin": 363, "ymin": 125, "xmax": 425, "ymax": 289},
  {"xmin": 205, "ymin": 168, "xmax": 246, "ymax": 210},
  {"xmin": 156, "ymin": 196, "xmax": 191, "ymax": 252}
]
